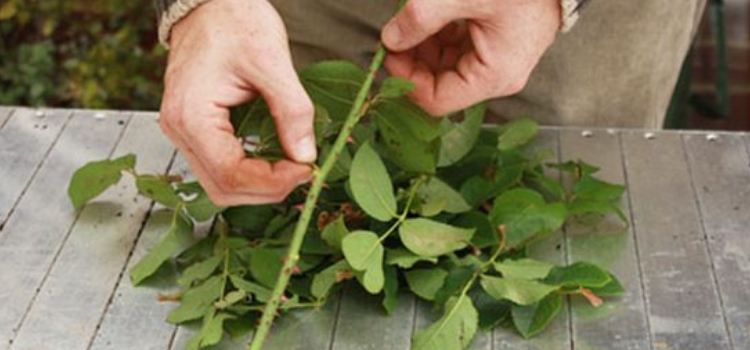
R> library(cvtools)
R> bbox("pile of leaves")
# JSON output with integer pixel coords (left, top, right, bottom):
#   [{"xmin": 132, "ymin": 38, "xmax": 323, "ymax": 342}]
[{"xmin": 69, "ymin": 60, "xmax": 627, "ymax": 350}]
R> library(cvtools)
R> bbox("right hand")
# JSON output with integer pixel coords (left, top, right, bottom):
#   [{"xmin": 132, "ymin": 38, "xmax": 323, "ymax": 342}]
[{"xmin": 159, "ymin": 0, "xmax": 316, "ymax": 206}]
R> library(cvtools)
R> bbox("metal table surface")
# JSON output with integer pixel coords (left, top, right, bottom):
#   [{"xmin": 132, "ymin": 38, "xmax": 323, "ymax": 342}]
[{"xmin": 0, "ymin": 107, "xmax": 748, "ymax": 350}]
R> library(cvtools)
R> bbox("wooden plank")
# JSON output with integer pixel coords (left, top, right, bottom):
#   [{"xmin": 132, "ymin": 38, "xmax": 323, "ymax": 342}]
[
  {"xmin": 558, "ymin": 129, "xmax": 651, "ymax": 349},
  {"xmin": 0, "ymin": 107, "xmax": 13, "ymax": 131},
  {"xmin": 621, "ymin": 130, "xmax": 731, "ymax": 349},
  {"xmin": 88, "ymin": 149, "xmax": 213, "ymax": 350},
  {"xmin": 0, "ymin": 110, "xmax": 129, "ymax": 350},
  {"xmin": 9, "ymin": 112, "xmax": 175, "ymax": 350},
  {"xmin": 683, "ymin": 132, "xmax": 750, "ymax": 349},
  {"xmin": 331, "ymin": 286, "xmax": 415, "ymax": 350},
  {"xmin": 86, "ymin": 209, "xmax": 180, "ymax": 350},
  {"xmin": 0, "ymin": 108, "xmax": 71, "ymax": 230}
]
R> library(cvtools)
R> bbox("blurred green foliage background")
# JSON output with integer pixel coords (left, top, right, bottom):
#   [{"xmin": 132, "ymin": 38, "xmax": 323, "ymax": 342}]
[{"xmin": 0, "ymin": 0, "xmax": 166, "ymax": 110}]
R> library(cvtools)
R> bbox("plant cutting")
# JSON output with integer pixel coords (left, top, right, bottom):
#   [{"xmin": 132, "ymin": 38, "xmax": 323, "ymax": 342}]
[{"xmin": 68, "ymin": 13, "xmax": 628, "ymax": 350}]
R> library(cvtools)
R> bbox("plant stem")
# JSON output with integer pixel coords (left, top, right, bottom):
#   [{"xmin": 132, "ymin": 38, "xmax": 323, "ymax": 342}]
[{"xmin": 247, "ymin": 45, "xmax": 388, "ymax": 350}]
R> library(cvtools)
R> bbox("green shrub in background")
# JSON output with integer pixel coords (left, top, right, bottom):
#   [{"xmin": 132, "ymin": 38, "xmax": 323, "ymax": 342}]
[{"xmin": 0, "ymin": 0, "xmax": 166, "ymax": 110}]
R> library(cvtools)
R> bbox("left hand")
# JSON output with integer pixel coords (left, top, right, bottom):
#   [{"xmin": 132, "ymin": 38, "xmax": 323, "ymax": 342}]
[{"xmin": 381, "ymin": 0, "xmax": 561, "ymax": 116}]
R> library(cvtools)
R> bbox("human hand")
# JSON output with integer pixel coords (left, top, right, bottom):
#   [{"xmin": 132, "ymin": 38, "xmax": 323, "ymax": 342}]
[
  {"xmin": 159, "ymin": 0, "xmax": 316, "ymax": 206},
  {"xmin": 381, "ymin": 0, "xmax": 561, "ymax": 116}
]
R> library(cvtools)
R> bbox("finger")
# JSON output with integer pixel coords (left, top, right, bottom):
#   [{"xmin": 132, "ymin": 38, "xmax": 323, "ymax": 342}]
[
  {"xmin": 382, "ymin": 0, "xmax": 471, "ymax": 52},
  {"xmin": 248, "ymin": 50, "xmax": 317, "ymax": 164},
  {"xmin": 184, "ymin": 108, "xmax": 311, "ymax": 192},
  {"xmin": 164, "ymin": 103, "xmax": 312, "ymax": 205}
]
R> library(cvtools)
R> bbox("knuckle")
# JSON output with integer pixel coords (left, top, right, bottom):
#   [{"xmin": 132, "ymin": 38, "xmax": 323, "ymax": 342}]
[
  {"xmin": 401, "ymin": 2, "xmax": 430, "ymax": 33},
  {"xmin": 503, "ymin": 75, "xmax": 530, "ymax": 96}
]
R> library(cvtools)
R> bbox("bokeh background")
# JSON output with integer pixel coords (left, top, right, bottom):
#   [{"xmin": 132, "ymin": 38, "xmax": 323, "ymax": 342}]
[
  {"xmin": 0, "ymin": 0, "xmax": 165, "ymax": 110},
  {"xmin": 0, "ymin": 0, "xmax": 747, "ymax": 130}
]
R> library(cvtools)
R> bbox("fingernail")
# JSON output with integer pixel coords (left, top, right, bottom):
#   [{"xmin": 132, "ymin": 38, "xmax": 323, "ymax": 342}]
[
  {"xmin": 295, "ymin": 135, "xmax": 317, "ymax": 163},
  {"xmin": 383, "ymin": 21, "xmax": 402, "ymax": 48}
]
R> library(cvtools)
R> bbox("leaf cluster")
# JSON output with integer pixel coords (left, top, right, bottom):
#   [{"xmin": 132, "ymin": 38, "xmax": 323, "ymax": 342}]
[{"xmin": 68, "ymin": 60, "xmax": 627, "ymax": 350}]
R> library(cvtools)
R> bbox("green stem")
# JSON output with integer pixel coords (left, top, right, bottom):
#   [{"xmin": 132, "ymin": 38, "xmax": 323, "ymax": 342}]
[
  {"xmin": 247, "ymin": 45, "xmax": 388, "ymax": 350},
  {"xmin": 376, "ymin": 176, "xmax": 425, "ymax": 245}
]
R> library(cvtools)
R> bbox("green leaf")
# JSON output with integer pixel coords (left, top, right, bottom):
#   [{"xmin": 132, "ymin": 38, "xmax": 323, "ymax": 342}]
[
  {"xmin": 186, "ymin": 312, "xmax": 234, "ymax": 350},
  {"xmin": 300, "ymin": 60, "xmax": 366, "ymax": 121},
  {"xmin": 177, "ymin": 182, "xmax": 223, "ymax": 221},
  {"xmin": 496, "ymin": 118, "xmax": 538, "ymax": 151},
  {"xmin": 452, "ymin": 211, "xmax": 498, "ymax": 249},
  {"xmin": 221, "ymin": 204, "xmax": 275, "ymax": 232},
  {"xmin": 224, "ymin": 312, "xmax": 260, "ymax": 340},
  {"xmin": 434, "ymin": 267, "xmax": 474, "ymax": 306},
  {"xmin": 400, "ymin": 218, "xmax": 475, "ymax": 257},
  {"xmin": 249, "ymin": 248, "xmax": 285, "ymax": 288},
  {"xmin": 588, "ymin": 273, "xmax": 625, "ymax": 296},
  {"xmin": 480, "ymin": 275, "xmax": 558, "ymax": 305},
  {"xmin": 177, "ymin": 255, "xmax": 223, "ymax": 287},
  {"xmin": 417, "ymin": 177, "xmax": 471, "ymax": 214},
  {"xmin": 385, "ymin": 248, "xmax": 438, "ymax": 268},
  {"xmin": 349, "ymin": 142, "xmax": 398, "ymax": 221},
  {"xmin": 512, "ymin": 293, "xmax": 563, "ymax": 338},
  {"xmin": 490, "ymin": 189, "xmax": 567, "ymax": 248},
  {"xmin": 214, "ymin": 290, "xmax": 247, "ymax": 309},
  {"xmin": 371, "ymin": 98, "xmax": 442, "ymax": 173},
  {"xmin": 438, "ymin": 103, "xmax": 486, "ymax": 167},
  {"xmin": 573, "ymin": 175, "xmax": 625, "ymax": 202},
  {"xmin": 68, "ymin": 153, "xmax": 136, "ymax": 209},
  {"xmin": 405, "ymin": 268, "xmax": 448, "ymax": 301},
  {"xmin": 567, "ymin": 199, "xmax": 628, "ymax": 223},
  {"xmin": 135, "ymin": 175, "xmax": 181, "ymax": 208},
  {"xmin": 311, "ymin": 260, "xmax": 351, "ymax": 299},
  {"xmin": 229, "ymin": 275, "xmax": 272, "ymax": 302},
  {"xmin": 379, "ymin": 77, "xmax": 415, "ymax": 98},
  {"xmin": 494, "ymin": 259, "xmax": 555, "ymax": 280},
  {"xmin": 547, "ymin": 160, "xmax": 599, "ymax": 177},
  {"xmin": 167, "ymin": 276, "xmax": 223, "ymax": 324},
  {"xmin": 314, "ymin": 104, "xmax": 334, "ymax": 143},
  {"xmin": 382, "ymin": 265, "xmax": 399, "ymax": 315},
  {"xmin": 342, "ymin": 230, "xmax": 385, "ymax": 293},
  {"xmin": 231, "ymin": 98, "xmax": 270, "ymax": 137},
  {"xmin": 321, "ymin": 216, "xmax": 349, "ymax": 251},
  {"xmin": 130, "ymin": 210, "xmax": 194, "ymax": 285},
  {"xmin": 459, "ymin": 163, "xmax": 525, "ymax": 207},
  {"xmin": 412, "ymin": 296, "xmax": 478, "ymax": 350},
  {"xmin": 470, "ymin": 288, "xmax": 511, "ymax": 330},
  {"xmin": 320, "ymin": 143, "xmax": 352, "ymax": 182},
  {"xmin": 545, "ymin": 262, "xmax": 612, "ymax": 288}
]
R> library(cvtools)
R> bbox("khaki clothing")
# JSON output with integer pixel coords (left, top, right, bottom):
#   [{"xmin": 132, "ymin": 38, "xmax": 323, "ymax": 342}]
[{"xmin": 272, "ymin": 0, "xmax": 707, "ymax": 128}]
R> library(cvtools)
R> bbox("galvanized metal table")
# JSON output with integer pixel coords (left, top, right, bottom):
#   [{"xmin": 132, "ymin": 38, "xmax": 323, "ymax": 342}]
[{"xmin": 0, "ymin": 107, "xmax": 748, "ymax": 350}]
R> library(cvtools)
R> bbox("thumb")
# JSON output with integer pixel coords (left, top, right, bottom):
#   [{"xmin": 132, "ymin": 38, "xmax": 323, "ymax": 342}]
[
  {"xmin": 261, "ymin": 66, "xmax": 317, "ymax": 164},
  {"xmin": 382, "ymin": 0, "xmax": 469, "ymax": 52}
]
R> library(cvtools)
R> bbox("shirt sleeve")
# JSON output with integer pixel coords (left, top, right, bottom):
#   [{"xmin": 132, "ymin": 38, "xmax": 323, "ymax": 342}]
[
  {"xmin": 155, "ymin": 0, "xmax": 213, "ymax": 47},
  {"xmin": 560, "ymin": 0, "xmax": 593, "ymax": 32}
]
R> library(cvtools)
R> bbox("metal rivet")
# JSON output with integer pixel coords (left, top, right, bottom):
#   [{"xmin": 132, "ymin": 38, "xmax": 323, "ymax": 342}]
[
  {"xmin": 581, "ymin": 130, "xmax": 593, "ymax": 138},
  {"xmin": 644, "ymin": 132, "xmax": 656, "ymax": 140},
  {"xmin": 706, "ymin": 133, "xmax": 719, "ymax": 142},
  {"xmin": 94, "ymin": 112, "xmax": 106, "ymax": 119}
]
